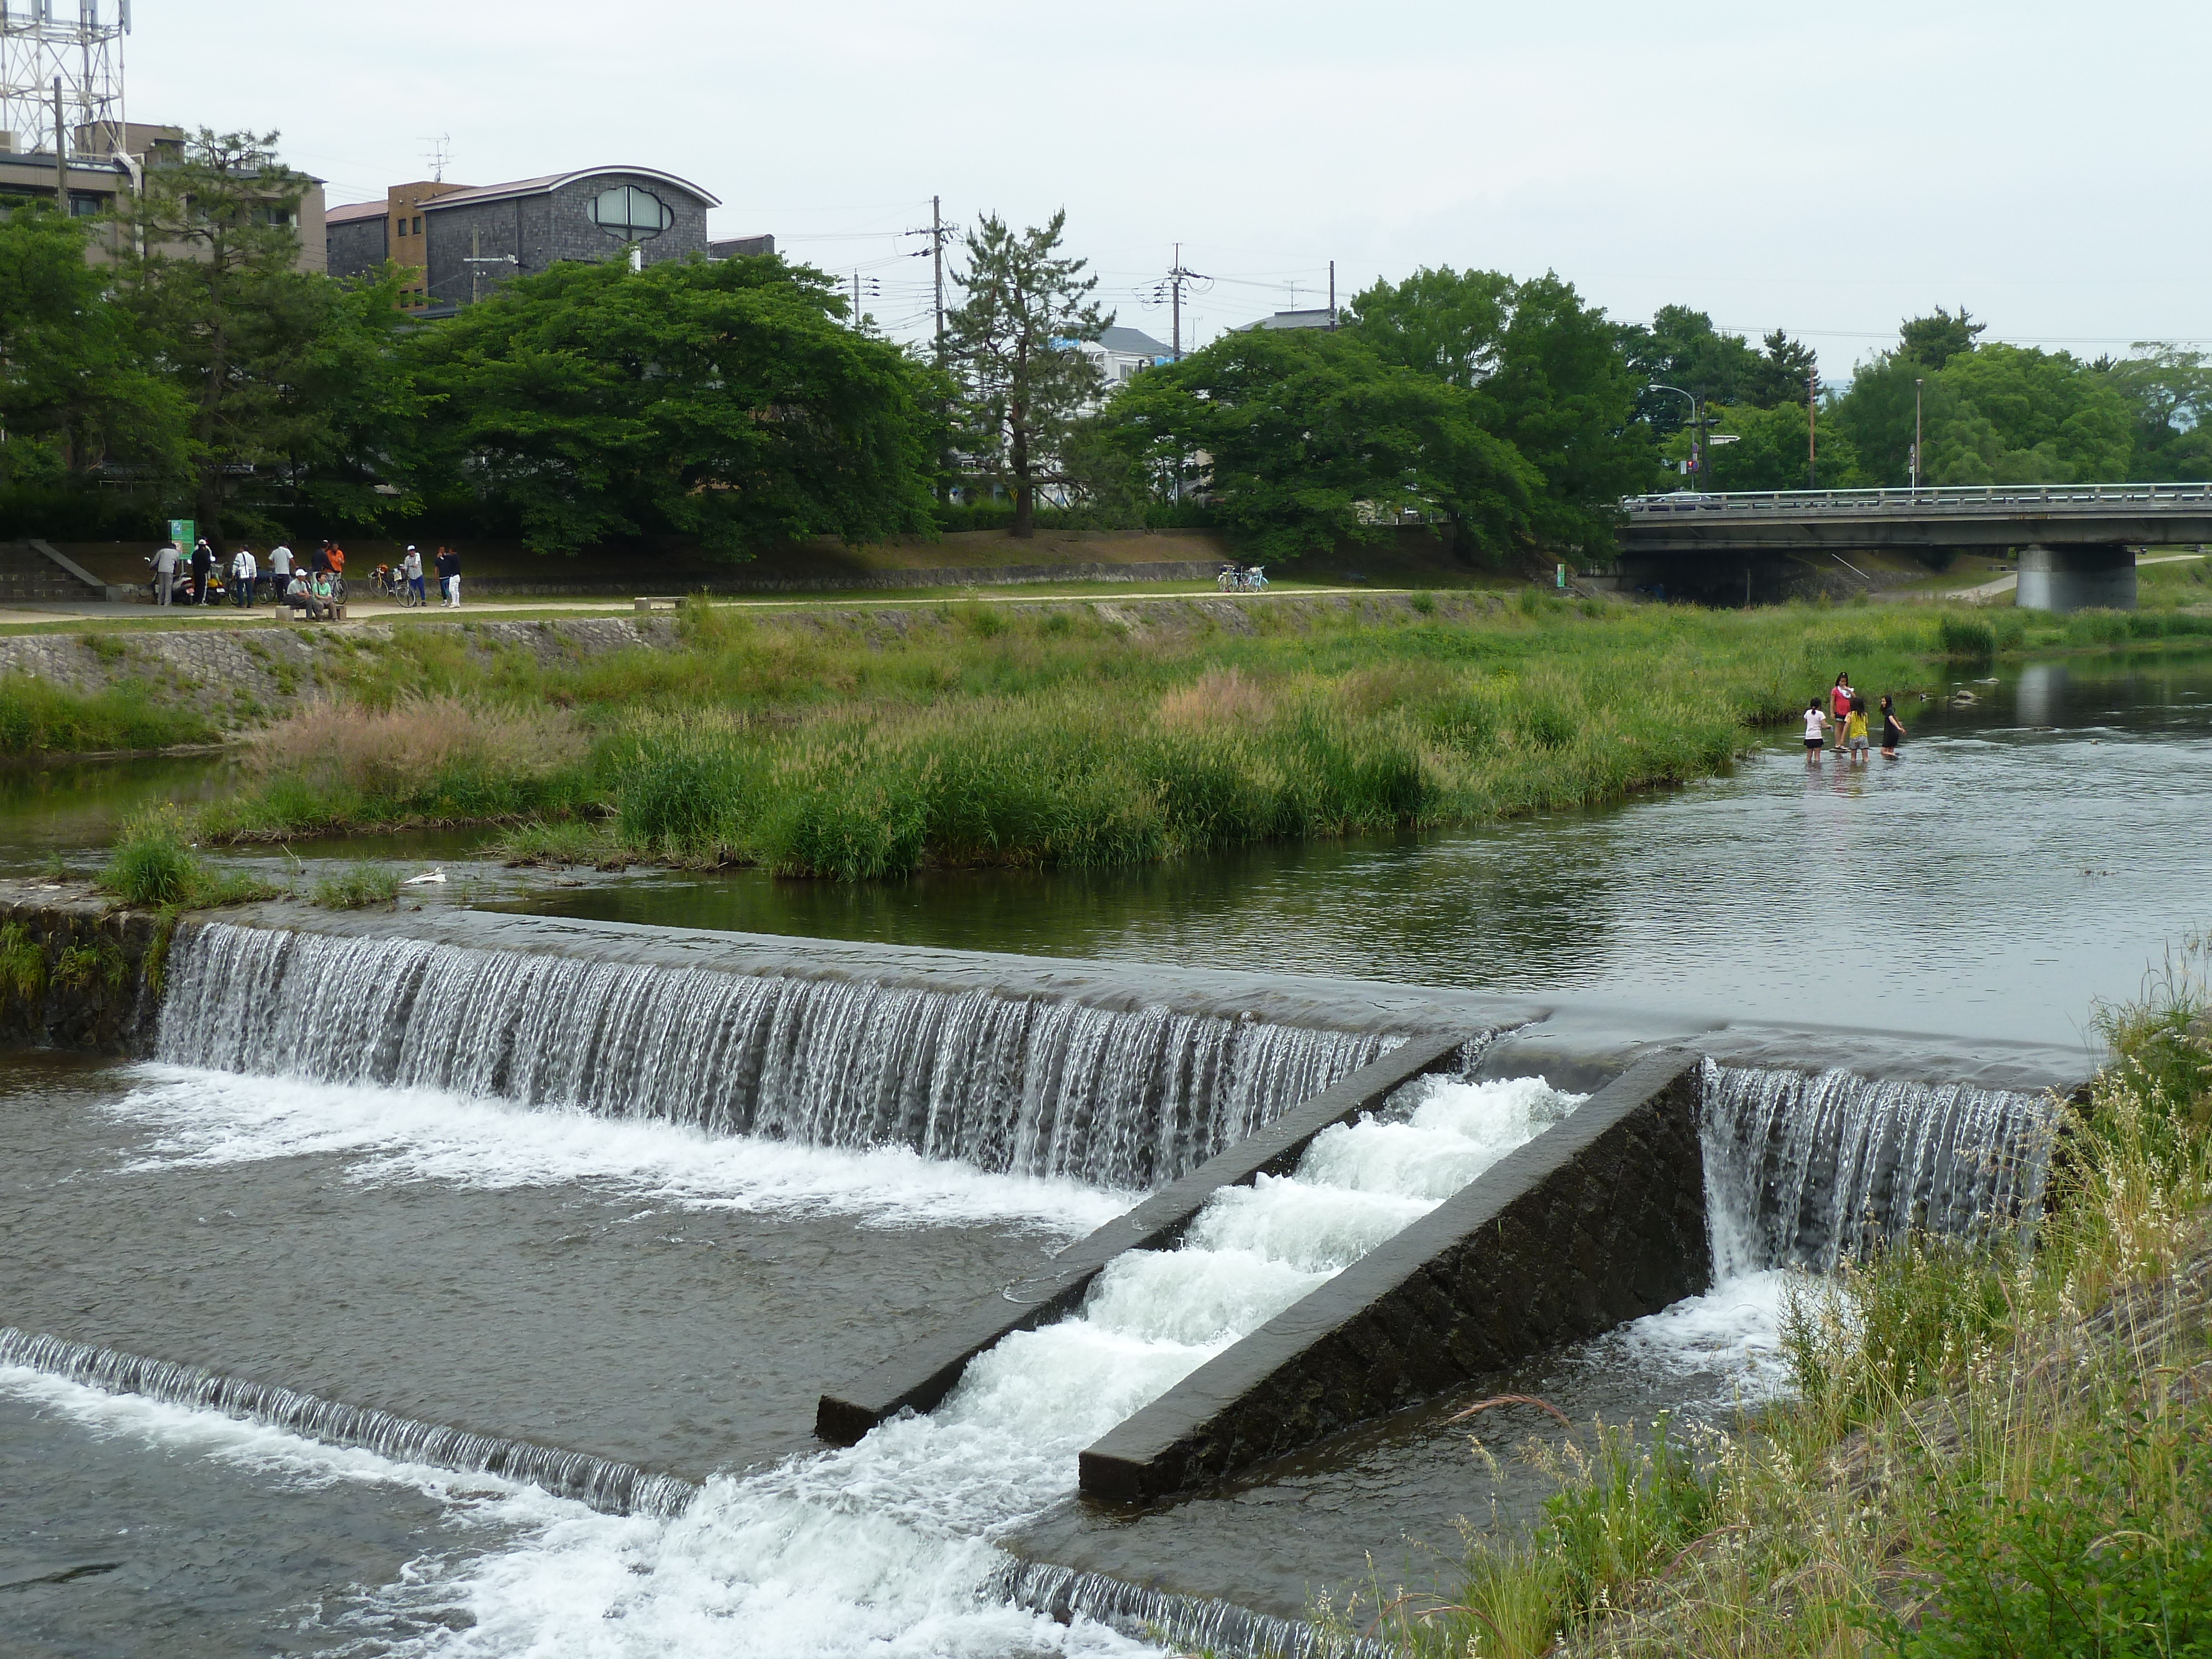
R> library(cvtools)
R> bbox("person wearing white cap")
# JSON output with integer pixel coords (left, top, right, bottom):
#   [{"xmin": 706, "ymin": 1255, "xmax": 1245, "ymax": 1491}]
[{"xmin": 402, "ymin": 545, "xmax": 425, "ymax": 606}]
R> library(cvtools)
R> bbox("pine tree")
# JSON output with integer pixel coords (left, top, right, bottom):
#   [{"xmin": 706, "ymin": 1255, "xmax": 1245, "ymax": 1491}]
[{"xmin": 942, "ymin": 211, "xmax": 1109, "ymax": 537}]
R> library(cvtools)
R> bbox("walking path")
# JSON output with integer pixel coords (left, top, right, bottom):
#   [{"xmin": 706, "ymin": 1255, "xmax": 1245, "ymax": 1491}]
[
  {"xmin": 1951, "ymin": 549, "xmax": 2204, "ymax": 602},
  {"xmin": 0, "ymin": 582, "xmax": 1424, "ymax": 632}
]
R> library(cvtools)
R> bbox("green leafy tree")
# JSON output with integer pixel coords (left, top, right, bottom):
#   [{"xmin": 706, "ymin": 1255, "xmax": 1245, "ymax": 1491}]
[
  {"xmin": 1348, "ymin": 267, "xmax": 1653, "ymax": 550},
  {"xmin": 1100, "ymin": 328, "xmax": 1538, "ymax": 563},
  {"xmin": 1897, "ymin": 306, "xmax": 1985, "ymax": 371},
  {"xmin": 118, "ymin": 129, "xmax": 354, "ymax": 544},
  {"xmin": 1742, "ymin": 328, "xmax": 1820, "ymax": 411},
  {"xmin": 1617, "ymin": 305, "xmax": 1761, "ymax": 435},
  {"xmin": 2105, "ymin": 344, "xmax": 2212, "ymax": 480},
  {"xmin": 1665, "ymin": 400, "xmax": 1867, "ymax": 491},
  {"xmin": 1926, "ymin": 344, "xmax": 2132, "ymax": 484},
  {"xmin": 943, "ymin": 211, "xmax": 1108, "ymax": 537},
  {"xmin": 401, "ymin": 253, "xmax": 937, "ymax": 556},
  {"xmin": 0, "ymin": 202, "xmax": 187, "ymax": 489}
]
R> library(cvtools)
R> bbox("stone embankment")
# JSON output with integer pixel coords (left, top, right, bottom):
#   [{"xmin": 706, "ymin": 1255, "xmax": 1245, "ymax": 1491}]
[
  {"xmin": 0, "ymin": 593, "xmax": 1499, "ymax": 736},
  {"xmin": 0, "ymin": 885, "xmax": 166, "ymax": 1053}
]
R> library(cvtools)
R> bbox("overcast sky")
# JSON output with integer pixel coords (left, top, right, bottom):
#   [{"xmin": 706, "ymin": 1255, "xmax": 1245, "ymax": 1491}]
[{"xmin": 126, "ymin": 0, "xmax": 2207, "ymax": 373}]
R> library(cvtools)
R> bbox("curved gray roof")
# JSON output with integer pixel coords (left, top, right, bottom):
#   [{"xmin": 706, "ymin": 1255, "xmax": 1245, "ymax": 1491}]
[{"xmin": 423, "ymin": 165, "xmax": 722, "ymax": 211}]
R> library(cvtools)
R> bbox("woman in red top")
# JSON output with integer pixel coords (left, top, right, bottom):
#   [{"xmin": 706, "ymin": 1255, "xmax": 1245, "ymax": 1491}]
[{"xmin": 1829, "ymin": 674, "xmax": 1854, "ymax": 747}]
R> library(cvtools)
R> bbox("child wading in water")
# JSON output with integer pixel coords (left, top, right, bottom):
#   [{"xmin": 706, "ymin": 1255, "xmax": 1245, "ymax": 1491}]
[
  {"xmin": 1845, "ymin": 695, "xmax": 1870, "ymax": 760},
  {"xmin": 1880, "ymin": 694, "xmax": 1907, "ymax": 758},
  {"xmin": 1803, "ymin": 698, "xmax": 1828, "ymax": 762}
]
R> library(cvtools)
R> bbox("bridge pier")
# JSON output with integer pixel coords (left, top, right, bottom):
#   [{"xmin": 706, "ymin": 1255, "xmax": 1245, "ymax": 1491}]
[{"xmin": 2015, "ymin": 544, "xmax": 2135, "ymax": 613}]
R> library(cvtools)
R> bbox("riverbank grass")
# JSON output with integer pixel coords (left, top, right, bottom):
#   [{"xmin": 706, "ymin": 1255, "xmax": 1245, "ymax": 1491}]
[
  {"xmin": 1349, "ymin": 963, "xmax": 2212, "ymax": 1658},
  {"xmin": 192, "ymin": 595, "xmax": 1974, "ymax": 877},
  {"xmin": 96, "ymin": 805, "xmax": 274, "ymax": 910}
]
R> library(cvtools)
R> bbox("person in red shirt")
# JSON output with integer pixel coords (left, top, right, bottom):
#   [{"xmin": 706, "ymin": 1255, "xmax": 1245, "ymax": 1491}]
[{"xmin": 1829, "ymin": 674, "xmax": 1854, "ymax": 749}]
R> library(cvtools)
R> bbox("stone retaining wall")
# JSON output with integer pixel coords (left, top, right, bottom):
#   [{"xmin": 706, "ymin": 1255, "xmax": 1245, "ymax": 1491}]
[
  {"xmin": 1077, "ymin": 1050, "xmax": 1708, "ymax": 1500},
  {"xmin": 0, "ymin": 888, "xmax": 165, "ymax": 1055}
]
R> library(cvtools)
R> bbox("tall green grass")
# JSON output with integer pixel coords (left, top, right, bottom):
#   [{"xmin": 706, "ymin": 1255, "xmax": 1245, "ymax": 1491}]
[
  {"xmin": 197, "ymin": 596, "xmax": 1957, "ymax": 877},
  {"xmin": 0, "ymin": 673, "xmax": 216, "ymax": 755}
]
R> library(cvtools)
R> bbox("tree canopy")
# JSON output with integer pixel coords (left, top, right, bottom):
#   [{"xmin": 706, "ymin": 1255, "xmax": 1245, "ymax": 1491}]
[
  {"xmin": 403, "ymin": 253, "xmax": 938, "ymax": 556},
  {"xmin": 1101, "ymin": 327, "xmax": 1538, "ymax": 562}
]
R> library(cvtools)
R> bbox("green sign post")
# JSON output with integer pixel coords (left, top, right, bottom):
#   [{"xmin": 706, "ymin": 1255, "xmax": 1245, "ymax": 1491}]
[{"xmin": 168, "ymin": 518, "xmax": 195, "ymax": 549}]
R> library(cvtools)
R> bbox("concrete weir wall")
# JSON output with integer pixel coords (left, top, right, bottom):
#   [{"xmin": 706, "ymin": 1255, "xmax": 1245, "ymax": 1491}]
[
  {"xmin": 1078, "ymin": 1050, "xmax": 1709, "ymax": 1501},
  {"xmin": 814, "ymin": 1029, "xmax": 1478, "ymax": 1444}
]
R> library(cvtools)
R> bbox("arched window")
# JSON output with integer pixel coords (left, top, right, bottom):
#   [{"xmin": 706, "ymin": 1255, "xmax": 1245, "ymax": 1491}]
[{"xmin": 587, "ymin": 184, "xmax": 675, "ymax": 240}]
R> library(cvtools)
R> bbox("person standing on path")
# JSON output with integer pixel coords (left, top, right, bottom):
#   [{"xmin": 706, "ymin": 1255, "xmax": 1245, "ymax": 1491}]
[
  {"xmin": 1803, "ymin": 698, "xmax": 1828, "ymax": 764},
  {"xmin": 1880, "ymin": 695, "xmax": 1907, "ymax": 759},
  {"xmin": 230, "ymin": 546, "xmax": 258, "ymax": 609},
  {"xmin": 268, "ymin": 542, "xmax": 293, "ymax": 605},
  {"xmin": 151, "ymin": 540, "xmax": 179, "ymax": 606},
  {"xmin": 436, "ymin": 545, "xmax": 461, "ymax": 608},
  {"xmin": 402, "ymin": 546, "xmax": 425, "ymax": 605},
  {"xmin": 326, "ymin": 541, "xmax": 347, "ymax": 600},
  {"xmin": 190, "ymin": 538, "xmax": 215, "ymax": 606}
]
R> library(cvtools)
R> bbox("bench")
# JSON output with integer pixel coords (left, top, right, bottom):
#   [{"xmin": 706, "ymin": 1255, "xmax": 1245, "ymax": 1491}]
[{"xmin": 634, "ymin": 596, "xmax": 686, "ymax": 612}]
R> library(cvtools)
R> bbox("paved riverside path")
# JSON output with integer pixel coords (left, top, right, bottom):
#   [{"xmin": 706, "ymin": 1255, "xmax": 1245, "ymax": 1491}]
[{"xmin": 1948, "ymin": 548, "xmax": 2205, "ymax": 603}]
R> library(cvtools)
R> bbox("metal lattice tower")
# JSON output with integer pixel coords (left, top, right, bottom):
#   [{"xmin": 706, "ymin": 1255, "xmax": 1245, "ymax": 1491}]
[{"xmin": 0, "ymin": 0, "xmax": 129, "ymax": 163}]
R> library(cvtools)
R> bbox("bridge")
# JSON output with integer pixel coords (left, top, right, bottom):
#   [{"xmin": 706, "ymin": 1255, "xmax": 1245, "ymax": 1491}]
[{"xmin": 1613, "ymin": 482, "xmax": 2212, "ymax": 610}]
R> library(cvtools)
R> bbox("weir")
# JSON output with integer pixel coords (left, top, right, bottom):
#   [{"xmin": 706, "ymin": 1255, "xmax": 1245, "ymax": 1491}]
[{"xmin": 158, "ymin": 919, "xmax": 1408, "ymax": 1190}]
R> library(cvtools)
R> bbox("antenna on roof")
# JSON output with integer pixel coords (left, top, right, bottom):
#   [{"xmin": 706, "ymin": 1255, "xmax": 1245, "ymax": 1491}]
[{"xmin": 425, "ymin": 133, "xmax": 450, "ymax": 184}]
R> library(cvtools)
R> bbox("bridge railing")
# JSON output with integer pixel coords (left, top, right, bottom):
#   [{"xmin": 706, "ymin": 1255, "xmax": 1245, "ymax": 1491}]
[{"xmin": 1620, "ymin": 482, "xmax": 2212, "ymax": 516}]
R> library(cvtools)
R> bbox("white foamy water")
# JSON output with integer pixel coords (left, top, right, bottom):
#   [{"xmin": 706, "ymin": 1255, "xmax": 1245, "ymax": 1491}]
[
  {"xmin": 1601, "ymin": 1269, "xmax": 1798, "ymax": 1404},
  {"xmin": 105, "ymin": 1065, "xmax": 1131, "ymax": 1235},
  {"xmin": 332, "ymin": 1073, "xmax": 1582, "ymax": 1657}
]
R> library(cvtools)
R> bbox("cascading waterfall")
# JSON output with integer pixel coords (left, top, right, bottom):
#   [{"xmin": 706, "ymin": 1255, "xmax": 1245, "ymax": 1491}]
[
  {"xmin": 1699, "ymin": 1059, "xmax": 2058, "ymax": 1274},
  {"xmin": 0, "ymin": 1328, "xmax": 697, "ymax": 1517},
  {"xmin": 156, "ymin": 922, "xmax": 1397, "ymax": 1191},
  {"xmin": 991, "ymin": 1561, "xmax": 1394, "ymax": 1659}
]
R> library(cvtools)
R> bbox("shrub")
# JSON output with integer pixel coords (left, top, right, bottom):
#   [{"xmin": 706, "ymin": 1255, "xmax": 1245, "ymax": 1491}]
[
  {"xmin": 97, "ymin": 804, "xmax": 273, "ymax": 909},
  {"xmin": 312, "ymin": 863, "xmax": 401, "ymax": 910},
  {"xmin": 1936, "ymin": 613, "xmax": 1997, "ymax": 662}
]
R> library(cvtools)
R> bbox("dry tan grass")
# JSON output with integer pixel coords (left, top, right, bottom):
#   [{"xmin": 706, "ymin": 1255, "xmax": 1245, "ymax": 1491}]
[
  {"xmin": 1154, "ymin": 666, "xmax": 1277, "ymax": 732},
  {"xmin": 246, "ymin": 697, "xmax": 577, "ymax": 793}
]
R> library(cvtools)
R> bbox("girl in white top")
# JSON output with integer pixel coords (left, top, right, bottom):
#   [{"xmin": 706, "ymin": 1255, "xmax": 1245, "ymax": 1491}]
[{"xmin": 1803, "ymin": 699, "xmax": 1828, "ymax": 761}]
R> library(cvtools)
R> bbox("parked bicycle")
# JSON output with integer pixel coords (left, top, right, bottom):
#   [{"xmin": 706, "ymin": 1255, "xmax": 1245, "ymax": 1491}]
[{"xmin": 1214, "ymin": 564, "xmax": 1268, "ymax": 592}]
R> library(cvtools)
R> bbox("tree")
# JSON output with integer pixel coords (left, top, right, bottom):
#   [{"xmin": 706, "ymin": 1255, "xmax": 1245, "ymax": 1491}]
[
  {"xmin": 400, "ymin": 252, "xmax": 937, "ymax": 556},
  {"xmin": 117, "ymin": 128, "xmax": 408, "ymax": 546},
  {"xmin": 1349, "ymin": 268, "xmax": 1654, "ymax": 550},
  {"xmin": 943, "ymin": 211, "xmax": 1108, "ymax": 537},
  {"xmin": 0, "ymin": 201, "xmax": 186, "ymax": 488},
  {"xmin": 2106, "ymin": 345, "xmax": 2212, "ymax": 481},
  {"xmin": 1100, "ymin": 328, "xmax": 1538, "ymax": 563},
  {"xmin": 1898, "ymin": 306, "xmax": 1985, "ymax": 371},
  {"xmin": 1617, "ymin": 305, "xmax": 1761, "ymax": 435},
  {"xmin": 1666, "ymin": 400, "xmax": 1867, "ymax": 492},
  {"xmin": 1742, "ymin": 329, "xmax": 1819, "ymax": 411}
]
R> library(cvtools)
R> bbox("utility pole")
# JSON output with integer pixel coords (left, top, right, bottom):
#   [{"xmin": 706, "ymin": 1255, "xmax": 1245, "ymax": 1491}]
[
  {"xmin": 1328, "ymin": 259, "xmax": 1336, "ymax": 328},
  {"xmin": 53, "ymin": 76, "xmax": 66, "ymax": 218},
  {"xmin": 1912, "ymin": 377, "xmax": 1924, "ymax": 489},
  {"xmin": 931, "ymin": 195, "xmax": 945, "ymax": 364},
  {"xmin": 1158, "ymin": 244, "xmax": 1208, "ymax": 361}
]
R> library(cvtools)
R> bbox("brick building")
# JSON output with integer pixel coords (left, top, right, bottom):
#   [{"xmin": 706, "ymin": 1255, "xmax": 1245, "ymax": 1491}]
[{"xmin": 326, "ymin": 164, "xmax": 719, "ymax": 311}]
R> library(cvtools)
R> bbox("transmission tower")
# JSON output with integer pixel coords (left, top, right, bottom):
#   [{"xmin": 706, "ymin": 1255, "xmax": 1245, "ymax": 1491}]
[{"xmin": 0, "ymin": 0, "xmax": 132, "ymax": 175}]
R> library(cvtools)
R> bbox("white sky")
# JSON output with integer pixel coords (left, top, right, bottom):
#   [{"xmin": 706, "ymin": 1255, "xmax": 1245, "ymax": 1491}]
[{"xmin": 123, "ymin": 0, "xmax": 2209, "ymax": 373}]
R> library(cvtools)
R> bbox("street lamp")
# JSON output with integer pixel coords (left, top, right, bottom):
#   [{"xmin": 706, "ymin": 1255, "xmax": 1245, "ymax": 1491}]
[
  {"xmin": 1912, "ymin": 377, "xmax": 1925, "ymax": 491},
  {"xmin": 1648, "ymin": 384, "xmax": 1707, "ymax": 488}
]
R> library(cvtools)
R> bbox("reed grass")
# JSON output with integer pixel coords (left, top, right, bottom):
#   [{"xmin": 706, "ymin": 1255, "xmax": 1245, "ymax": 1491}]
[
  {"xmin": 1342, "ymin": 950, "xmax": 2212, "ymax": 1659},
  {"xmin": 96, "ymin": 804, "xmax": 274, "ymax": 910},
  {"xmin": 193, "ymin": 596, "xmax": 1978, "ymax": 875}
]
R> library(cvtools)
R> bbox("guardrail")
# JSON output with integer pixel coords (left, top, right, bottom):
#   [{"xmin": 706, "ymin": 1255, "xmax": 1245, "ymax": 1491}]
[{"xmin": 1621, "ymin": 482, "xmax": 2212, "ymax": 516}]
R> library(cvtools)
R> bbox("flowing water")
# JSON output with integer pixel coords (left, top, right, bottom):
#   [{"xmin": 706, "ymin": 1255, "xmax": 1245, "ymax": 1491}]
[
  {"xmin": 2, "ymin": 649, "xmax": 2184, "ymax": 1655},
  {"xmin": 159, "ymin": 922, "xmax": 1394, "ymax": 1191}
]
